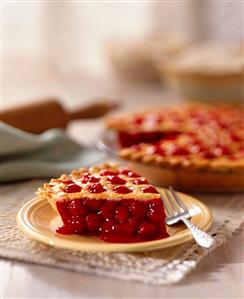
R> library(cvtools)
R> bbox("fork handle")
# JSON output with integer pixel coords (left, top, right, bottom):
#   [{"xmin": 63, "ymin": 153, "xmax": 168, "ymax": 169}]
[{"xmin": 182, "ymin": 218, "xmax": 215, "ymax": 248}]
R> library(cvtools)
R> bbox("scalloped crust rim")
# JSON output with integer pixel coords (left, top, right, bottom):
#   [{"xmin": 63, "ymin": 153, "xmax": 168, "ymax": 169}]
[{"xmin": 122, "ymin": 160, "xmax": 244, "ymax": 193}]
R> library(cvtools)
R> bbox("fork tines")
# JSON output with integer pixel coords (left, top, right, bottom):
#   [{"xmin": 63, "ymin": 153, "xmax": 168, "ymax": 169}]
[{"xmin": 161, "ymin": 187, "xmax": 190, "ymax": 225}]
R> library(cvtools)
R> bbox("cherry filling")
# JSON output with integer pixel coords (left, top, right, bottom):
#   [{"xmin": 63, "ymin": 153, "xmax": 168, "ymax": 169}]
[
  {"xmin": 82, "ymin": 175, "xmax": 100, "ymax": 183},
  {"xmin": 113, "ymin": 186, "xmax": 132, "ymax": 194},
  {"xmin": 107, "ymin": 175, "xmax": 126, "ymax": 185},
  {"xmin": 133, "ymin": 178, "xmax": 149, "ymax": 185},
  {"xmin": 141, "ymin": 186, "xmax": 158, "ymax": 194},
  {"xmin": 63, "ymin": 184, "xmax": 81, "ymax": 193},
  {"xmin": 100, "ymin": 170, "xmax": 118, "ymax": 176},
  {"xmin": 118, "ymin": 131, "xmax": 177, "ymax": 148},
  {"xmin": 62, "ymin": 179, "xmax": 74, "ymax": 185},
  {"xmin": 88, "ymin": 183, "xmax": 106, "ymax": 193},
  {"xmin": 56, "ymin": 197, "xmax": 168, "ymax": 243}
]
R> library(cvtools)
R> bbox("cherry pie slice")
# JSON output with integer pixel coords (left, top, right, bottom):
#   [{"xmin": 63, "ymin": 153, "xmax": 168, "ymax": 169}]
[{"xmin": 37, "ymin": 163, "xmax": 168, "ymax": 243}]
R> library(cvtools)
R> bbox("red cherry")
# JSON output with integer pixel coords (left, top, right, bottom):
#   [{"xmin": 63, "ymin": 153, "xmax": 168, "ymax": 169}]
[
  {"xmin": 127, "ymin": 171, "xmax": 140, "ymax": 178},
  {"xmin": 56, "ymin": 221, "xmax": 85, "ymax": 235},
  {"xmin": 219, "ymin": 146, "xmax": 231, "ymax": 156},
  {"xmin": 68, "ymin": 199, "xmax": 83, "ymax": 216},
  {"xmin": 138, "ymin": 222, "xmax": 156, "ymax": 238},
  {"xmin": 164, "ymin": 134, "xmax": 178, "ymax": 141},
  {"xmin": 100, "ymin": 222, "xmax": 115, "ymax": 234},
  {"xmin": 171, "ymin": 146, "xmax": 189, "ymax": 156},
  {"xmin": 57, "ymin": 218, "xmax": 86, "ymax": 234},
  {"xmin": 81, "ymin": 172, "xmax": 90, "ymax": 179},
  {"xmin": 69, "ymin": 215, "xmax": 81, "ymax": 225},
  {"xmin": 132, "ymin": 116, "xmax": 144, "ymax": 125},
  {"xmin": 231, "ymin": 133, "xmax": 242, "ymax": 142},
  {"xmin": 210, "ymin": 146, "xmax": 231, "ymax": 157},
  {"xmin": 56, "ymin": 200, "xmax": 70, "ymax": 225},
  {"xmin": 113, "ymin": 186, "xmax": 132, "ymax": 194},
  {"xmin": 133, "ymin": 178, "xmax": 148, "ymax": 185},
  {"xmin": 86, "ymin": 199, "xmax": 103, "ymax": 211},
  {"xmin": 115, "ymin": 206, "xmax": 129, "ymax": 223},
  {"xmin": 123, "ymin": 217, "xmax": 139, "ymax": 234},
  {"xmin": 107, "ymin": 175, "xmax": 126, "ymax": 185},
  {"xmin": 62, "ymin": 179, "xmax": 74, "ymax": 185},
  {"xmin": 201, "ymin": 151, "xmax": 216, "ymax": 159},
  {"xmin": 119, "ymin": 169, "xmax": 130, "ymax": 175},
  {"xmin": 186, "ymin": 131, "xmax": 197, "ymax": 137},
  {"xmin": 129, "ymin": 201, "xmax": 147, "ymax": 218},
  {"xmin": 153, "ymin": 145, "xmax": 166, "ymax": 156},
  {"xmin": 89, "ymin": 176, "xmax": 100, "ymax": 183},
  {"xmin": 81, "ymin": 176, "xmax": 89, "ymax": 183},
  {"xmin": 80, "ymin": 206, "xmax": 88, "ymax": 216},
  {"xmin": 113, "ymin": 223, "xmax": 124, "ymax": 234},
  {"xmin": 100, "ymin": 201, "xmax": 117, "ymax": 219},
  {"xmin": 148, "ymin": 202, "xmax": 164, "ymax": 222},
  {"xmin": 82, "ymin": 176, "xmax": 100, "ymax": 183},
  {"xmin": 100, "ymin": 170, "xmax": 118, "ymax": 176},
  {"xmin": 88, "ymin": 183, "xmax": 106, "ymax": 193},
  {"xmin": 64, "ymin": 183, "xmax": 81, "ymax": 193},
  {"xmin": 142, "ymin": 186, "xmax": 158, "ymax": 194},
  {"xmin": 86, "ymin": 213, "xmax": 102, "ymax": 232},
  {"xmin": 56, "ymin": 226, "xmax": 73, "ymax": 235}
]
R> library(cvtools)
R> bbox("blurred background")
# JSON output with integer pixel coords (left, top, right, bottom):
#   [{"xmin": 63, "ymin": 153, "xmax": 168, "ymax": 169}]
[{"xmin": 2, "ymin": 1, "xmax": 244, "ymax": 140}]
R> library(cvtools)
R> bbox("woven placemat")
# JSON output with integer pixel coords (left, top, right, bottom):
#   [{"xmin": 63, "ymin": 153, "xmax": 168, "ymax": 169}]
[{"xmin": 1, "ymin": 180, "xmax": 243, "ymax": 285}]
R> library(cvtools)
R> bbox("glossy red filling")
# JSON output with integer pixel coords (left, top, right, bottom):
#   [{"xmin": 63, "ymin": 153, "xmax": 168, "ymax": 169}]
[
  {"xmin": 117, "ymin": 108, "xmax": 244, "ymax": 160},
  {"xmin": 119, "ymin": 129, "xmax": 238, "ymax": 159},
  {"xmin": 118, "ymin": 131, "xmax": 178, "ymax": 148},
  {"xmin": 56, "ymin": 198, "xmax": 168, "ymax": 243}
]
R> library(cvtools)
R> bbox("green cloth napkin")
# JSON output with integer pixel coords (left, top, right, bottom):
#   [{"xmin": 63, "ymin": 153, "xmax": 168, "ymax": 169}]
[{"xmin": 0, "ymin": 122, "xmax": 105, "ymax": 182}]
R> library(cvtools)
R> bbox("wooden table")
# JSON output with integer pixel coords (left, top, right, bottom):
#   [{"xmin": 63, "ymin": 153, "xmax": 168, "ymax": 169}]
[{"xmin": 2, "ymin": 56, "xmax": 244, "ymax": 298}]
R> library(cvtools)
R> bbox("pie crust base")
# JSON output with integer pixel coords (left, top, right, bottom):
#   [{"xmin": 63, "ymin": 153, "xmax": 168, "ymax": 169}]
[{"xmin": 124, "ymin": 161, "xmax": 244, "ymax": 192}]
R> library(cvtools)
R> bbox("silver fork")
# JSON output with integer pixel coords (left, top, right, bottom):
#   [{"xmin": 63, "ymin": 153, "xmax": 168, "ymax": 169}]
[{"xmin": 162, "ymin": 187, "xmax": 215, "ymax": 248}]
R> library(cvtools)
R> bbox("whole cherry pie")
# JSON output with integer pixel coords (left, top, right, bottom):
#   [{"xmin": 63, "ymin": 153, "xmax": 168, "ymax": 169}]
[
  {"xmin": 107, "ymin": 104, "xmax": 244, "ymax": 191},
  {"xmin": 37, "ymin": 163, "xmax": 168, "ymax": 243}
]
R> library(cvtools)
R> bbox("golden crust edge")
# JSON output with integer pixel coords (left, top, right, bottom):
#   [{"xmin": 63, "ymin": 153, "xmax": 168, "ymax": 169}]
[
  {"xmin": 119, "ymin": 149, "xmax": 244, "ymax": 172},
  {"xmin": 36, "ymin": 162, "xmax": 120, "ymax": 210},
  {"xmin": 126, "ymin": 162, "xmax": 244, "ymax": 192}
]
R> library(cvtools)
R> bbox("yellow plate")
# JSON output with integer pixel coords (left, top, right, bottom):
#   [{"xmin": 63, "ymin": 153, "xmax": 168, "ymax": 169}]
[{"xmin": 17, "ymin": 189, "xmax": 213, "ymax": 252}]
